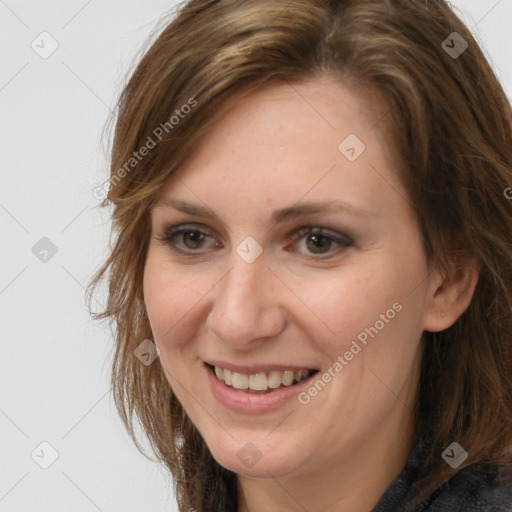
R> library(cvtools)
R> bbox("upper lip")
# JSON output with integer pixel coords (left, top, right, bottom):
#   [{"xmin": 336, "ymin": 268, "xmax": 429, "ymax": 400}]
[{"xmin": 205, "ymin": 361, "xmax": 318, "ymax": 374}]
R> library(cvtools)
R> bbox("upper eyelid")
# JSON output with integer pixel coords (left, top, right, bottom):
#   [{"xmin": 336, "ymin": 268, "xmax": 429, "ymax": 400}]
[
  {"xmin": 158, "ymin": 223, "xmax": 350, "ymax": 241},
  {"xmin": 293, "ymin": 226, "xmax": 353, "ymax": 243}
]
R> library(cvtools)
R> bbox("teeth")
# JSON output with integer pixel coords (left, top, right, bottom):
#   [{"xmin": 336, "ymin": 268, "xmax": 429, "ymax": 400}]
[
  {"xmin": 249, "ymin": 373, "xmax": 268, "ymax": 391},
  {"xmin": 231, "ymin": 372, "xmax": 249, "ymax": 390},
  {"xmin": 282, "ymin": 370, "xmax": 294, "ymax": 386},
  {"xmin": 213, "ymin": 365, "xmax": 312, "ymax": 391},
  {"xmin": 268, "ymin": 371, "xmax": 282, "ymax": 389}
]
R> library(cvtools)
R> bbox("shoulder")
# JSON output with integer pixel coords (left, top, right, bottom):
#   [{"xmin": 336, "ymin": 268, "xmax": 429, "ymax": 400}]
[
  {"xmin": 415, "ymin": 463, "xmax": 512, "ymax": 512},
  {"xmin": 373, "ymin": 435, "xmax": 512, "ymax": 512}
]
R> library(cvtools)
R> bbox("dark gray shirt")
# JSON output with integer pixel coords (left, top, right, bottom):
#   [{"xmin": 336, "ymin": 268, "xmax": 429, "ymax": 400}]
[{"xmin": 372, "ymin": 436, "xmax": 512, "ymax": 511}]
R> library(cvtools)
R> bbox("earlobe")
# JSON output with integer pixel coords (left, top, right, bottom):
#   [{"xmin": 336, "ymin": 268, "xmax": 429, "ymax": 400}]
[{"xmin": 423, "ymin": 257, "xmax": 481, "ymax": 333}]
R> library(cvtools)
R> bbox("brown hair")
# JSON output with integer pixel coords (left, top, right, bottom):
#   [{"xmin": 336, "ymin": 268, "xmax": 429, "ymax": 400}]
[{"xmin": 88, "ymin": 0, "xmax": 512, "ymax": 510}]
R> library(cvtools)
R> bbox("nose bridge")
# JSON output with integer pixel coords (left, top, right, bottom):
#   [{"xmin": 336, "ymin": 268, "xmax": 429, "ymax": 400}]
[
  {"xmin": 220, "ymin": 250, "xmax": 270, "ymax": 320},
  {"xmin": 207, "ymin": 247, "xmax": 286, "ymax": 346},
  {"xmin": 227, "ymin": 258, "xmax": 260, "ymax": 304}
]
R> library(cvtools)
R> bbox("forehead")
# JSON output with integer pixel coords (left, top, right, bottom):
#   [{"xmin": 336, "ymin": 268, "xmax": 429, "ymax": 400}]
[{"xmin": 153, "ymin": 77, "xmax": 406, "ymax": 222}]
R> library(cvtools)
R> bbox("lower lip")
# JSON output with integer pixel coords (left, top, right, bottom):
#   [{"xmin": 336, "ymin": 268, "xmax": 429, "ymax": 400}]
[{"xmin": 206, "ymin": 365, "xmax": 316, "ymax": 414}]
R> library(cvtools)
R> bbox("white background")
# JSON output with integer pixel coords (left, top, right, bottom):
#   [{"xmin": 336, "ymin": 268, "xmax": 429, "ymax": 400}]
[{"xmin": 1, "ymin": 1, "xmax": 511, "ymax": 511}]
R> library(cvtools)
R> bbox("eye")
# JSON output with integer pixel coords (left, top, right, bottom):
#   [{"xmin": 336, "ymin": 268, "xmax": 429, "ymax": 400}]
[
  {"xmin": 155, "ymin": 224, "xmax": 220, "ymax": 255},
  {"xmin": 287, "ymin": 226, "xmax": 353, "ymax": 259},
  {"xmin": 155, "ymin": 224, "xmax": 353, "ymax": 259}
]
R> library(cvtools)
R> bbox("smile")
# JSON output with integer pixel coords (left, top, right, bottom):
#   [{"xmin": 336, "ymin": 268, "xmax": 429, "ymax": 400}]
[{"xmin": 210, "ymin": 364, "xmax": 316, "ymax": 394}]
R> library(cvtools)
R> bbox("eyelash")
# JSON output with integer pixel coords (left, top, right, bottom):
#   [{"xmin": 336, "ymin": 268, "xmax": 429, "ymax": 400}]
[{"xmin": 155, "ymin": 224, "xmax": 353, "ymax": 260}]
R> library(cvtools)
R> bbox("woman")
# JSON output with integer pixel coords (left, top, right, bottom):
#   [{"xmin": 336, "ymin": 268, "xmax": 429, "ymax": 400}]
[{"xmin": 88, "ymin": 0, "xmax": 512, "ymax": 510}]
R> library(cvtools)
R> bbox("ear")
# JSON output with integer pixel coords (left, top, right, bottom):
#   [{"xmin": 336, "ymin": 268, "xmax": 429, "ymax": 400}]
[{"xmin": 423, "ymin": 257, "xmax": 481, "ymax": 332}]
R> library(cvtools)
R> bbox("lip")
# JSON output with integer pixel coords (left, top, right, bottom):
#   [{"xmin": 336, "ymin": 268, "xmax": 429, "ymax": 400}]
[{"xmin": 205, "ymin": 363, "xmax": 318, "ymax": 414}]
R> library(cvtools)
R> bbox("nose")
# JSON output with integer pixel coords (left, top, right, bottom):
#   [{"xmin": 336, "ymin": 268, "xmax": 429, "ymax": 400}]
[{"xmin": 206, "ymin": 249, "xmax": 288, "ymax": 349}]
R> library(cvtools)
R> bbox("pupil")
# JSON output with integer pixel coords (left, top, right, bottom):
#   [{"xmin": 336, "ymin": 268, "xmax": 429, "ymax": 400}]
[
  {"xmin": 306, "ymin": 235, "xmax": 330, "ymax": 253},
  {"xmin": 184, "ymin": 231, "xmax": 204, "ymax": 248}
]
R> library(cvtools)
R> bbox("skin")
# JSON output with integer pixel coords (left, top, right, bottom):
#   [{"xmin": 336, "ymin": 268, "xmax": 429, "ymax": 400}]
[{"xmin": 143, "ymin": 76, "xmax": 479, "ymax": 511}]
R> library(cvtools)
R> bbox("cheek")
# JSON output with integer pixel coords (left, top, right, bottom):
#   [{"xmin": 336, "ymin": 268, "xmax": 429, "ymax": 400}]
[
  {"xmin": 286, "ymin": 251, "xmax": 427, "ymax": 365},
  {"xmin": 284, "ymin": 268, "xmax": 402, "ymax": 351},
  {"xmin": 142, "ymin": 255, "xmax": 212, "ymax": 407},
  {"xmin": 142, "ymin": 253, "xmax": 208, "ymax": 351}
]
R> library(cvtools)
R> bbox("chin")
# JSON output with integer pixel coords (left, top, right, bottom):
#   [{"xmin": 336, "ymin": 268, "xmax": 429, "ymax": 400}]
[{"xmin": 205, "ymin": 431, "xmax": 307, "ymax": 478}]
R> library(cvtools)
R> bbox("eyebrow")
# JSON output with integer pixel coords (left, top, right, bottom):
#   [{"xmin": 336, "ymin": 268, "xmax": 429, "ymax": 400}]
[{"xmin": 153, "ymin": 197, "xmax": 375, "ymax": 224}]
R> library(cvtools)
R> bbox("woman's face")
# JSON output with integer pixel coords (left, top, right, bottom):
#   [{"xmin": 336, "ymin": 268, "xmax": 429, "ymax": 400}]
[{"xmin": 143, "ymin": 77, "xmax": 439, "ymax": 479}]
